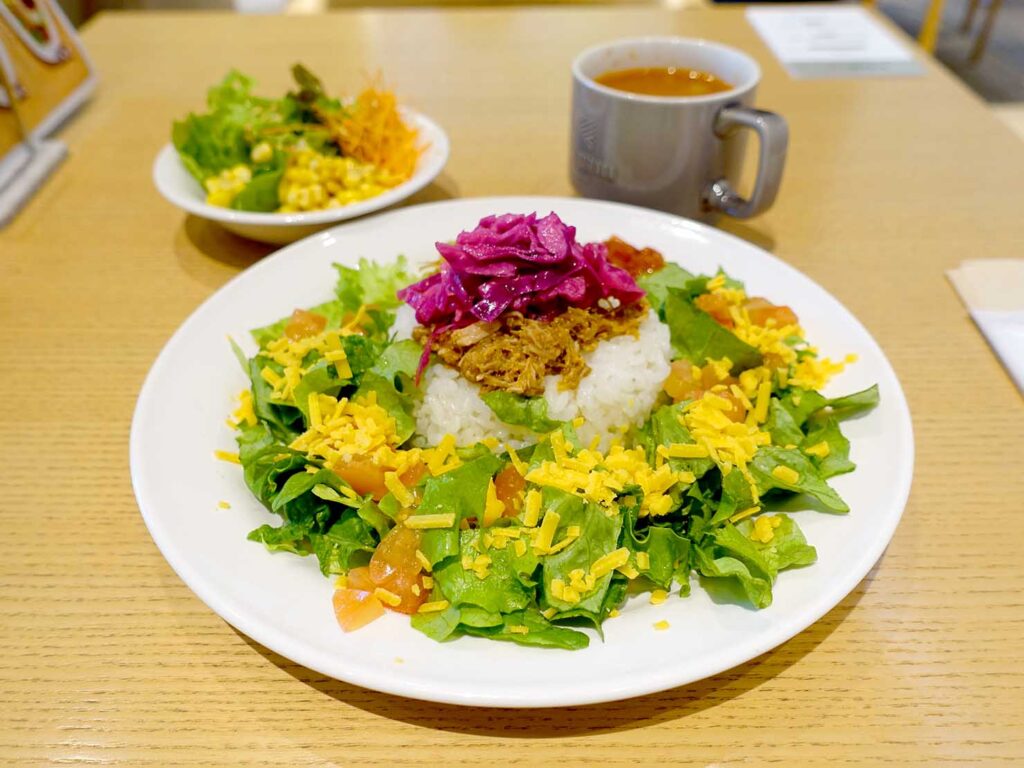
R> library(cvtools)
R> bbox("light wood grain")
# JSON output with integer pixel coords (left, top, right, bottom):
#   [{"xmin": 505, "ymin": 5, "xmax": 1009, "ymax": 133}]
[{"xmin": 2, "ymin": 6, "xmax": 1024, "ymax": 766}]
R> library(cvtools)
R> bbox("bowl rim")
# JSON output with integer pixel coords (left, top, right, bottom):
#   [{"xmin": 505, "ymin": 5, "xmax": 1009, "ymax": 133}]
[{"xmin": 152, "ymin": 107, "xmax": 450, "ymax": 228}]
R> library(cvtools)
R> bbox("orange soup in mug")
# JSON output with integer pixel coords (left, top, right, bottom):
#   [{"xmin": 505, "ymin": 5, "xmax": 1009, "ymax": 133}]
[{"xmin": 595, "ymin": 66, "xmax": 733, "ymax": 97}]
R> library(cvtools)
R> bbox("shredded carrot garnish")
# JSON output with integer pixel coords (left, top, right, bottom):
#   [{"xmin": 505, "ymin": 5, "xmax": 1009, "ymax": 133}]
[{"xmin": 323, "ymin": 85, "xmax": 422, "ymax": 182}]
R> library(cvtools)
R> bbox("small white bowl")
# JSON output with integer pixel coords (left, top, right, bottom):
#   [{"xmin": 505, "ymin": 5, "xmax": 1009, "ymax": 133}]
[{"xmin": 152, "ymin": 109, "xmax": 449, "ymax": 245}]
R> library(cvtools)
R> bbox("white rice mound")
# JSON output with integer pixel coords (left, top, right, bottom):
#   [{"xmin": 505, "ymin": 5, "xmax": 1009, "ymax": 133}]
[
  {"xmin": 414, "ymin": 365, "xmax": 536, "ymax": 447},
  {"xmin": 544, "ymin": 310, "xmax": 672, "ymax": 449},
  {"xmin": 390, "ymin": 304, "xmax": 418, "ymax": 342},
  {"xmin": 412, "ymin": 309, "xmax": 672, "ymax": 449}
]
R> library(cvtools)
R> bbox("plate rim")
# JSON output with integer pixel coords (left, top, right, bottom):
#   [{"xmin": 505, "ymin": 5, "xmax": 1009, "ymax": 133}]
[
  {"xmin": 151, "ymin": 108, "xmax": 450, "ymax": 227},
  {"xmin": 130, "ymin": 195, "xmax": 915, "ymax": 707}
]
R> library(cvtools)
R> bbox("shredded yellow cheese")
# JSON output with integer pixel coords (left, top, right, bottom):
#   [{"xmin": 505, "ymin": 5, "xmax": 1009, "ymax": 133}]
[
  {"xmin": 804, "ymin": 441, "xmax": 831, "ymax": 458},
  {"xmin": 417, "ymin": 600, "xmax": 450, "ymax": 613},
  {"xmin": 729, "ymin": 505, "xmax": 761, "ymax": 524},
  {"xmin": 533, "ymin": 510, "xmax": 561, "ymax": 553},
  {"xmin": 414, "ymin": 549, "xmax": 432, "ymax": 572},
  {"xmin": 590, "ymin": 548, "xmax": 630, "ymax": 578},
  {"xmin": 290, "ymin": 392, "xmax": 396, "ymax": 462},
  {"xmin": 681, "ymin": 392, "xmax": 771, "ymax": 500},
  {"xmin": 706, "ymin": 356, "xmax": 733, "ymax": 381},
  {"xmin": 659, "ymin": 443, "xmax": 709, "ymax": 459},
  {"xmin": 522, "ymin": 489, "xmax": 543, "ymax": 528},
  {"xmin": 214, "ymin": 450, "xmax": 240, "ymax": 464},
  {"xmin": 525, "ymin": 430, "xmax": 693, "ymax": 518},
  {"xmin": 771, "ymin": 465, "xmax": 800, "ymax": 485},
  {"xmin": 260, "ymin": 327, "xmax": 354, "ymax": 404},
  {"xmin": 550, "ymin": 578, "xmax": 566, "ymax": 600},
  {"xmin": 617, "ymin": 563, "xmax": 640, "ymax": 580},
  {"xmin": 505, "ymin": 444, "xmax": 527, "ymax": 477},
  {"xmin": 545, "ymin": 529, "xmax": 580, "ymax": 555},
  {"xmin": 404, "ymin": 513, "xmax": 456, "ymax": 530},
  {"xmin": 384, "ymin": 472, "xmax": 413, "ymax": 508},
  {"xmin": 470, "ymin": 554, "xmax": 492, "ymax": 580},
  {"xmin": 750, "ymin": 515, "xmax": 782, "ymax": 543},
  {"xmin": 230, "ymin": 389, "xmax": 257, "ymax": 428},
  {"xmin": 427, "ymin": 434, "xmax": 461, "ymax": 475},
  {"xmin": 287, "ymin": 390, "xmax": 456, "ymax": 493},
  {"xmin": 790, "ymin": 353, "xmax": 858, "ymax": 391},
  {"xmin": 483, "ymin": 478, "xmax": 505, "ymax": 526},
  {"xmin": 373, "ymin": 587, "xmax": 401, "ymax": 607},
  {"xmin": 752, "ymin": 380, "xmax": 772, "ymax": 424}
]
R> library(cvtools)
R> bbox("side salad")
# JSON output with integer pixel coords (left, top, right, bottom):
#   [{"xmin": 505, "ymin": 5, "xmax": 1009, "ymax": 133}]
[
  {"xmin": 173, "ymin": 65, "xmax": 422, "ymax": 214},
  {"xmin": 222, "ymin": 216, "xmax": 878, "ymax": 651}
]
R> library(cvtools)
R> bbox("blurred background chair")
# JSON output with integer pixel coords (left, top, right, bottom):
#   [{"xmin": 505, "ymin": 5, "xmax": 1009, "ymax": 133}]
[{"xmin": 961, "ymin": 0, "xmax": 1005, "ymax": 62}]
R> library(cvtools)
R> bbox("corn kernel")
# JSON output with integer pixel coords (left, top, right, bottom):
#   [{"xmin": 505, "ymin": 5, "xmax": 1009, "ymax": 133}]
[{"xmin": 250, "ymin": 142, "xmax": 273, "ymax": 164}]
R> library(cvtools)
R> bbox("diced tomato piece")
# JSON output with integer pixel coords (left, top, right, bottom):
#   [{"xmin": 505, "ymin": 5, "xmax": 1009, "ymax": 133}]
[
  {"xmin": 700, "ymin": 364, "xmax": 736, "ymax": 390},
  {"xmin": 333, "ymin": 456, "xmax": 388, "ymax": 500},
  {"xmin": 346, "ymin": 566, "xmax": 376, "ymax": 592},
  {"xmin": 369, "ymin": 525, "xmax": 427, "ymax": 614},
  {"xmin": 663, "ymin": 359, "xmax": 701, "ymax": 402},
  {"xmin": 333, "ymin": 457, "xmax": 426, "ymax": 503},
  {"xmin": 332, "ymin": 588, "xmax": 385, "ymax": 632},
  {"xmin": 744, "ymin": 297, "xmax": 798, "ymax": 328},
  {"xmin": 369, "ymin": 525, "xmax": 422, "ymax": 584},
  {"xmin": 399, "ymin": 462, "xmax": 427, "ymax": 490},
  {"xmin": 663, "ymin": 359, "xmax": 738, "ymax": 402},
  {"xmin": 284, "ymin": 308, "xmax": 327, "ymax": 340},
  {"xmin": 604, "ymin": 236, "xmax": 666, "ymax": 277},
  {"xmin": 494, "ymin": 464, "xmax": 526, "ymax": 516},
  {"xmin": 694, "ymin": 293, "xmax": 735, "ymax": 328}
]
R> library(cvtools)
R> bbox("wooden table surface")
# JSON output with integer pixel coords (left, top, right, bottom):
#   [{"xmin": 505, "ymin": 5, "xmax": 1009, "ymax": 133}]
[{"xmin": 3, "ymin": 6, "xmax": 1023, "ymax": 766}]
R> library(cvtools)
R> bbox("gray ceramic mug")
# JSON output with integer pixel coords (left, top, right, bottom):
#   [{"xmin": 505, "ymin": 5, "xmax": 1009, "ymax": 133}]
[{"xmin": 571, "ymin": 37, "xmax": 788, "ymax": 221}]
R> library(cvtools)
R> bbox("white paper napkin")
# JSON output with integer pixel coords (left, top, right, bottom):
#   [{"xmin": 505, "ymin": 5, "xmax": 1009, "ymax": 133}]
[
  {"xmin": 746, "ymin": 7, "xmax": 924, "ymax": 79},
  {"xmin": 947, "ymin": 260, "xmax": 1024, "ymax": 394}
]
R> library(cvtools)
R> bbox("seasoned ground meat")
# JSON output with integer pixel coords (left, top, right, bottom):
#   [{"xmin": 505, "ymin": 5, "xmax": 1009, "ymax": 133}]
[{"xmin": 415, "ymin": 300, "xmax": 649, "ymax": 396}]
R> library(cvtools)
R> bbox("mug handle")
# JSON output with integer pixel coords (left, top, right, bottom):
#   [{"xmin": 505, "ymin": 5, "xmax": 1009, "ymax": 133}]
[{"xmin": 703, "ymin": 106, "xmax": 789, "ymax": 219}]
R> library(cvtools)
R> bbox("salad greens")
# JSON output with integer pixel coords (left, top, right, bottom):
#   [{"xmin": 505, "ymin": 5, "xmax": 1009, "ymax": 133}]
[
  {"xmin": 173, "ymin": 66, "xmax": 339, "ymax": 211},
  {"xmin": 227, "ymin": 238, "xmax": 879, "ymax": 651},
  {"xmin": 174, "ymin": 65, "xmax": 424, "ymax": 215},
  {"xmin": 481, "ymin": 392, "xmax": 564, "ymax": 433},
  {"xmin": 663, "ymin": 287, "xmax": 763, "ymax": 372}
]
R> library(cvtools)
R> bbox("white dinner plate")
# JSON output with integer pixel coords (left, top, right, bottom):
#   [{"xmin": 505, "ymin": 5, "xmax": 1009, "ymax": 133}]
[
  {"xmin": 152, "ymin": 108, "xmax": 449, "ymax": 245},
  {"xmin": 130, "ymin": 197, "xmax": 914, "ymax": 707}
]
